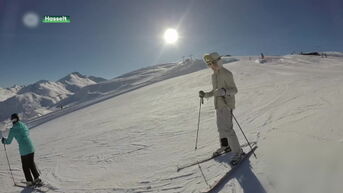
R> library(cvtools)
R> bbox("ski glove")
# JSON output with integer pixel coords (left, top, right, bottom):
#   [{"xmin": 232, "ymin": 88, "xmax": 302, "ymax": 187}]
[
  {"xmin": 214, "ymin": 88, "xmax": 226, "ymax": 97},
  {"xmin": 1, "ymin": 138, "xmax": 6, "ymax": 144},
  {"xmin": 225, "ymin": 88, "xmax": 236, "ymax": 96},
  {"xmin": 199, "ymin": 90, "xmax": 205, "ymax": 98}
]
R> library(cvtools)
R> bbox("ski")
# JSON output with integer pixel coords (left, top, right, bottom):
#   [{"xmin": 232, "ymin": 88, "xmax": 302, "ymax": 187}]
[
  {"xmin": 177, "ymin": 141, "xmax": 256, "ymax": 172},
  {"xmin": 14, "ymin": 184, "xmax": 49, "ymax": 192},
  {"xmin": 14, "ymin": 181, "xmax": 57, "ymax": 192},
  {"xmin": 200, "ymin": 146, "xmax": 258, "ymax": 193}
]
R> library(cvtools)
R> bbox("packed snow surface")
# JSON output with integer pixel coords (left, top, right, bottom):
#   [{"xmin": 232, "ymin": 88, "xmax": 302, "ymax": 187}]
[{"xmin": 1, "ymin": 53, "xmax": 343, "ymax": 193}]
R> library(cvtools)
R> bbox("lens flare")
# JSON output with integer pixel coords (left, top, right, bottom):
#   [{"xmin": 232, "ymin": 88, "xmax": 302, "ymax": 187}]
[{"xmin": 23, "ymin": 12, "xmax": 39, "ymax": 28}]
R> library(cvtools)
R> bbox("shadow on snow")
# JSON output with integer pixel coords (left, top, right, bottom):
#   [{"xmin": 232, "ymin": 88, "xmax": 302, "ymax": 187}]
[{"xmin": 209, "ymin": 154, "xmax": 266, "ymax": 193}]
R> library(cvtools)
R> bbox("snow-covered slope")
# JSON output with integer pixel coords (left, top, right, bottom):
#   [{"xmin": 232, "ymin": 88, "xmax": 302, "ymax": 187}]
[{"xmin": 1, "ymin": 53, "xmax": 343, "ymax": 193}]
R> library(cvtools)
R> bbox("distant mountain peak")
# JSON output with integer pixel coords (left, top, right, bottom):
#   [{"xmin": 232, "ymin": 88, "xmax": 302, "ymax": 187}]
[
  {"xmin": 58, "ymin": 72, "xmax": 106, "ymax": 83},
  {"xmin": 71, "ymin": 72, "xmax": 82, "ymax": 75},
  {"xmin": 70, "ymin": 72, "xmax": 87, "ymax": 78},
  {"xmin": 58, "ymin": 72, "xmax": 85, "ymax": 82},
  {"xmin": 9, "ymin": 84, "xmax": 23, "ymax": 89},
  {"xmin": 35, "ymin": 80, "xmax": 51, "ymax": 84}
]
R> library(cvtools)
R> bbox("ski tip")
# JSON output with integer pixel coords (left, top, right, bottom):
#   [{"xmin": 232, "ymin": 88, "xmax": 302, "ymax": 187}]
[{"xmin": 176, "ymin": 165, "xmax": 183, "ymax": 172}]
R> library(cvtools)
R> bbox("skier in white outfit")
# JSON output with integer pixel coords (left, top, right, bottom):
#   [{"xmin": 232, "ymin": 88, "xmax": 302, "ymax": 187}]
[{"xmin": 199, "ymin": 52, "xmax": 244, "ymax": 162}]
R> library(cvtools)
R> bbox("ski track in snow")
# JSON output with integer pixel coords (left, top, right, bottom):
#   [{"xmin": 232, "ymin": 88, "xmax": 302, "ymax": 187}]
[{"xmin": 1, "ymin": 54, "xmax": 343, "ymax": 193}]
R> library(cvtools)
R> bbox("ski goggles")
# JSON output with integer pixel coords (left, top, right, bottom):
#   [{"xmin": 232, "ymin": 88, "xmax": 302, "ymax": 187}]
[{"xmin": 204, "ymin": 55, "xmax": 221, "ymax": 66}]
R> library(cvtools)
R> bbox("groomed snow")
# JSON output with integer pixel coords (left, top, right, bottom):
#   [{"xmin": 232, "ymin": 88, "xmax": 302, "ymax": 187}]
[{"xmin": 1, "ymin": 53, "xmax": 343, "ymax": 193}]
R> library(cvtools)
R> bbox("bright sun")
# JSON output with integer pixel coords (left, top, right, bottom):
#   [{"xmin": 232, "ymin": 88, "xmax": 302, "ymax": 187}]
[{"xmin": 164, "ymin": 28, "xmax": 178, "ymax": 44}]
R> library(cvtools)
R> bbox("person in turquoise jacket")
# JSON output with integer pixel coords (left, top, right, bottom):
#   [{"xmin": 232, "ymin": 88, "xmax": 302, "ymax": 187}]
[{"xmin": 1, "ymin": 113, "xmax": 42, "ymax": 186}]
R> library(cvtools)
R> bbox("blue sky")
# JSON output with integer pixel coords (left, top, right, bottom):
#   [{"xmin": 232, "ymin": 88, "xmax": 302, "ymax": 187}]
[{"xmin": 0, "ymin": 0, "xmax": 342, "ymax": 87}]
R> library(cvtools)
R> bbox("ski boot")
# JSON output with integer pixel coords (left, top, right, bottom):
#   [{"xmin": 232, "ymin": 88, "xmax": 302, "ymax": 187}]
[
  {"xmin": 33, "ymin": 178, "xmax": 43, "ymax": 187},
  {"xmin": 25, "ymin": 181, "xmax": 34, "ymax": 187},
  {"xmin": 213, "ymin": 146, "xmax": 231, "ymax": 157}
]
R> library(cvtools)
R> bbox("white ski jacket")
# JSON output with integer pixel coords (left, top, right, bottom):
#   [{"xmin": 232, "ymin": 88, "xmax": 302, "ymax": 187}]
[{"xmin": 204, "ymin": 67, "xmax": 237, "ymax": 109}]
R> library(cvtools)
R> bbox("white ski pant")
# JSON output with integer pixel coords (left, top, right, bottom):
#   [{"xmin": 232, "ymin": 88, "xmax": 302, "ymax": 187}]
[{"xmin": 216, "ymin": 108, "xmax": 241, "ymax": 154}]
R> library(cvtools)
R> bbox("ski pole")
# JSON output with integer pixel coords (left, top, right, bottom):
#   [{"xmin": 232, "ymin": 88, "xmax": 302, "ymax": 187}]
[
  {"xmin": 194, "ymin": 97, "xmax": 204, "ymax": 150},
  {"xmin": 232, "ymin": 113, "xmax": 257, "ymax": 158},
  {"xmin": 3, "ymin": 144, "xmax": 16, "ymax": 185}
]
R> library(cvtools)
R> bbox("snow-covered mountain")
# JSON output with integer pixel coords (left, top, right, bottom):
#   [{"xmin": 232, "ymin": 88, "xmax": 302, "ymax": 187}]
[
  {"xmin": 0, "ymin": 59, "xmax": 209, "ymax": 123},
  {"xmin": 0, "ymin": 85, "xmax": 22, "ymax": 102},
  {"xmin": 0, "ymin": 72, "xmax": 106, "ymax": 122},
  {"xmin": 57, "ymin": 72, "xmax": 105, "ymax": 93},
  {"xmin": 56, "ymin": 58, "xmax": 208, "ymax": 106},
  {"xmin": 0, "ymin": 59, "xmax": 210, "ymax": 125},
  {"xmin": 17, "ymin": 80, "xmax": 72, "ymax": 101},
  {"xmin": 17, "ymin": 59, "xmax": 211, "ymax": 129},
  {"xmin": 1, "ymin": 52, "xmax": 343, "ymax": 193}
]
